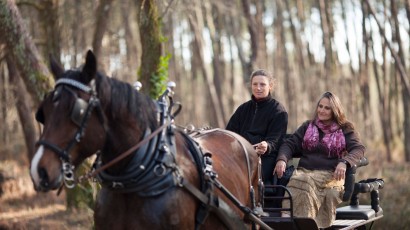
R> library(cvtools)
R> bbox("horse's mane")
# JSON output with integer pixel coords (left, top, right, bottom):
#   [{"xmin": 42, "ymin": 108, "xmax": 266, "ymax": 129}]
[{"xmin": 87, "ymin": 71, "xmax": 158, "ymax": 132}]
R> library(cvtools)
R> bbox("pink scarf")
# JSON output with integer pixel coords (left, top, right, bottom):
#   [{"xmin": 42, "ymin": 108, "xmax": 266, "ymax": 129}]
[{"xmin": 302, "ymin": 118, "xmax": 346, "ymax": 158}]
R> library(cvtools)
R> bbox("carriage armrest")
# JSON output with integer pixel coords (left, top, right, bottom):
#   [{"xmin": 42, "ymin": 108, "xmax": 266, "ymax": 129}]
[
  {"xmin": 337, "ymin": 178, "xmax": 384, "ymax": 221},
  {"xmin": 342, "ymin": 157, "xmax": 369, "ymax": 202}
]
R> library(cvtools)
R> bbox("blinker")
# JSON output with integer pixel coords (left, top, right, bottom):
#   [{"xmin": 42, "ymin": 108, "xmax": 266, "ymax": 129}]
[{"xmin": 70, "ymin": 97, "xmax": 89, "ymax": 127}]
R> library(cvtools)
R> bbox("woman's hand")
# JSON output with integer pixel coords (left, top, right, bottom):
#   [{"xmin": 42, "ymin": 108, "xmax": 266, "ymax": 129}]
[
  {"xmin": 274, "ymin": 160, "xmax": 286, "ymax": 178},
  {"xmin": 333, "ymin": 162, "xmax": 347, "ymax": 180},
  {"xmin": 253, "ymin": 141, "xmax": 268, "ymax": 155}
]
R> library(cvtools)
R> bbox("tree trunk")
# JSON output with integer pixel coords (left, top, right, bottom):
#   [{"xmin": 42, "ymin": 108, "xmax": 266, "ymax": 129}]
[
  {"xmin": 92, "ymin": 0, "xmax": 114, "ymax": 71},
  {"xmin": 405, "ymin": 0, "xmax": 410, "ymax": 37},
  {"xmin": 360, "ymin": 1, "xmax": 372, "ymax": 135},
  {"xmin": 340, "ymin": 0, "xmax": 358, "ymax": 118},
  {"xmin": 187, "ymin": 0, "xmax": 224, "ymax": 128},
  {"xmin": 0, "ymin": 61, "xmax": 8, "ymax": 144},
  {"xmin": 276, "ymin": 0, "xmax": 296, "ymax": 130},
  {"xmin": 120, "ymin": 0, "xmax": 140, "ymax": 82},
  {"xmin": 371, "ymin": 36, "xmax": 392, "ymax": 162},
  {"xmin": 134, "ymin": 0, "xmax": 165, "ymax": 98},
  {"xmin": 241, "ymin": 0, "xmax": 267, "ymax": 77},
  {"xmin": 204, "ymin": 1, "xmax": 227, "ymax": 122},
  {"xmin": 391, "ymin": 0, "xmax": 410, "ymax": 162},
  {"xmin": 318, "ymin": 0, "xmax": 332, "ymax": 84},
  {"xmin": 0, "ymin": 0, "xmax": 53, "ymax": 105},
  {"xmin": 6, "ymin": 55, "xmax": 37, "ymax": 161},
  {"xmin": 366, "ymin": 0, "xmax": 410, "ymax": 161},
  {"xmin": 38, "ymin": 0, "xmax": 61, "ymax": 60}
]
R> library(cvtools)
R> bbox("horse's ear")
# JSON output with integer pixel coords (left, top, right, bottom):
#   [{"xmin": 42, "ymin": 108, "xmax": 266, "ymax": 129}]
[
  {"xmin": 35, "ymin": 107, "xmax": 45, "ymax": 124},
  {"xmin": 82, "ymin": 50, "xmax": 97, "ymax": 84},
  {"xmin": 49, "ymin": 55, "xmax": 64, "ymax": 80}
]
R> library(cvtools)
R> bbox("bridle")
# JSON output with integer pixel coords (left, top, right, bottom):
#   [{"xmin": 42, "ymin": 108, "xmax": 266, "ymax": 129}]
[{"xmin": 37, "ymin": 78, "xmax": 104, "ymax": 188}]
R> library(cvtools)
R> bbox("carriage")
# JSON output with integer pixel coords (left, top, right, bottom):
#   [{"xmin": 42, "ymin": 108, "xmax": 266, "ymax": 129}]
[{"xmin": 30, "ymin": 50, "xmax": 384, "ymax": 230}]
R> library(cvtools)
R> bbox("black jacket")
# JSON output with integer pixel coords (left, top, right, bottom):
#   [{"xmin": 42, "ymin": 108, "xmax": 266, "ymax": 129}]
[{"xmin": 226, "ymin": 95, "xmax": 288, "ymax": 158}]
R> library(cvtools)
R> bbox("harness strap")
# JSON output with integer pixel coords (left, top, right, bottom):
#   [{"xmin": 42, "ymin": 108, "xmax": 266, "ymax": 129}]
[
  {"xmin": 180, "ymin": 178, "xmax": 248, "ymax": 230},
  {"xmin": 181, "ymin": 178, "xmax": 209, "ymax": 205},
  {"xmin": 37, "ymin": 140, "xmax": 69, "ymax": 162}
]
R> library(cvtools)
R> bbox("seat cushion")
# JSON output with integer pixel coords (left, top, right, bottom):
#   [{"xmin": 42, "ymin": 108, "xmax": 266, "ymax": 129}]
[{"xmin": 336, "ymin": 205, "xmax": 378, "ymax": 220}]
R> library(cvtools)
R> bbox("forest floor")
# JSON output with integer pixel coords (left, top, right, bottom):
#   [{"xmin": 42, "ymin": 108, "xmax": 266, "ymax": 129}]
[
  {"xmin": 0, "ymin": 147, "xmax": 93, "ymax": 230},
  {"xmin": 0, "ymin": 141, "xmax": 409, "ymax": 229}
]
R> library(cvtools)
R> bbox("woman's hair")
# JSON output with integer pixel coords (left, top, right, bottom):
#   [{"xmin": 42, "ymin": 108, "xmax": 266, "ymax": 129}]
[
  {"xmin": 249, "ymin": 69, "xmax": 275, "ymax": 88},
  {"xmin": 313, "ymin": 91, "xmax": 353, "ymax": 128}
]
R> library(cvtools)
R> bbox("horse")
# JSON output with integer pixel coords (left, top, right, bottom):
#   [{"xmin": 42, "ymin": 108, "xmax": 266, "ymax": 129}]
[{"xmin": 30, "ymin": 50, "xmax": 262, "ymax": 229}]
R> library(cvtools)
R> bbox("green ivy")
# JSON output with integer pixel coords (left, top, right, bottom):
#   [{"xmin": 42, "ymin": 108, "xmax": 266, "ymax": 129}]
[{"xmin": 150, "ymin": 53, "xmax": 171, "ymax": 98}]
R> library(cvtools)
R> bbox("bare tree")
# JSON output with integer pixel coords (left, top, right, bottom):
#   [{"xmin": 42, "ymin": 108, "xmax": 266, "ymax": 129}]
[
  {"xmin": 92, "ymin": 0, "xmax": 114, "ymax": 70},
  {"xmin": 241, "ymin": 0, "xmax": 268, "ymax": 77},
  {"xmin": 120, "ymin": 0, "xmax": 140, "ymax": 82},
  {"xmin": 186, "ymin": 0, "xmax": 225, "ymax": 127},
  {"xmin": 38, "ymin": 0, "xmax": 62, "ymax": 60},
  {"xmin": 390, "ymin": 0, "xmax": 410, "ymax": 162},
  {"xmin": 275, "ymin": 0, "xmax": 297, "ymax": 130},
  {"xmin": 366, "ymin": 0, "xmax": 410, "ymax": 161},
  {"xmin": 205, "ymin": 1, "xmax": 227, "ymax": 121},
  {"xmin": 0, "ymin": 54, "xmax": 8, "ymax": 144},
  {"xmin": 318, "ymin": 0, "xmax": 332, "ymax": 83}
]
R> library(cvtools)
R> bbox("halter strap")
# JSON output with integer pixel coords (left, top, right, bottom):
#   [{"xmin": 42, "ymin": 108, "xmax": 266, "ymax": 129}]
[{"xmin": 37, "ymin": 140, "xmax": 70, "ymax": 162}]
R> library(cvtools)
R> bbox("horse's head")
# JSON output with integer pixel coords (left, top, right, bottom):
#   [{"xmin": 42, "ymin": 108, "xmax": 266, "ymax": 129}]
[{"xmin": 30, "ymin": 50, "xmax": 107, "ymax": 192}]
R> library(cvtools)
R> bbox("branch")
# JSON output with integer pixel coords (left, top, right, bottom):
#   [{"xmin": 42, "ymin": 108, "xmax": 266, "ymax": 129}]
[{"xmin": 364, "ymin": 0, "xmax": 410, "ymax": 95}]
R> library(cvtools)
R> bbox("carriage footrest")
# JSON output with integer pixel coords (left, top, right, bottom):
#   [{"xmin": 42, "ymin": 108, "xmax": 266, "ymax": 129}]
[
  {"xmin": 336, "ymin": 205, "xmax": 382, "ymax": 220},
  {"xmin": 261, "ymin": 217, "xmax": 319, "ymax": 230},
  {"xmin": 332, "ymin": 219, "xmax": 366, "ymax": 228}
]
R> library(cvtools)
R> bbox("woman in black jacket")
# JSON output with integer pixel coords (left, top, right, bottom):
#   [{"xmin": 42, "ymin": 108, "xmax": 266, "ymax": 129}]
[{"xmin": 226, "ymin": 69, "xmax": 288, "ymax": 187}]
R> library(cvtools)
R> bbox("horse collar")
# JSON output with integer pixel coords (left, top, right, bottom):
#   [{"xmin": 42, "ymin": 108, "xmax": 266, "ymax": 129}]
[{"xmin": 97, "ymin": 127, "xmax": 179, "ymax": 196}]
